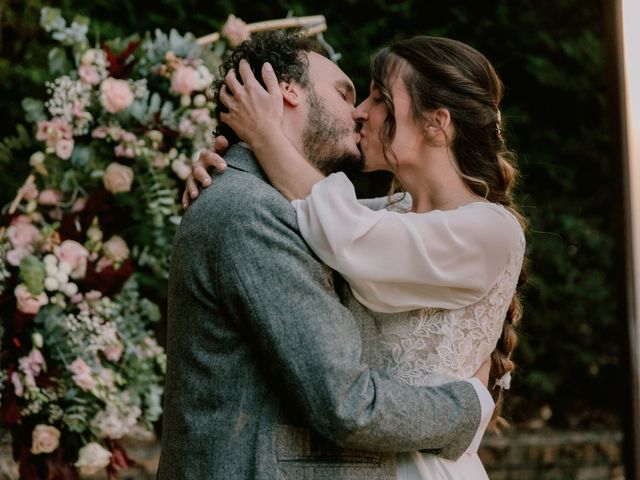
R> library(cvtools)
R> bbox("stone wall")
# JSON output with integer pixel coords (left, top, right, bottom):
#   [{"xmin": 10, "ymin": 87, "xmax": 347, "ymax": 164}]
[{"xmin": 0, "ymin": 429, "xmax": 626, "ymax": 479}]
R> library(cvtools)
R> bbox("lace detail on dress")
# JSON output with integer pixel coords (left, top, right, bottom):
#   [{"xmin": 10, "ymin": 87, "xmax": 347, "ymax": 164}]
[{"xmin": 374, "ymin": 209, "xmax": 525, "ymax": 387}]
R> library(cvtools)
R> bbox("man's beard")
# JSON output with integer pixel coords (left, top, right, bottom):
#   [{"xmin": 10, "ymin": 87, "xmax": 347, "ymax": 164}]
[{"xmin": 302, "ymin": 88, "xmax": 364, "ymax": 176}]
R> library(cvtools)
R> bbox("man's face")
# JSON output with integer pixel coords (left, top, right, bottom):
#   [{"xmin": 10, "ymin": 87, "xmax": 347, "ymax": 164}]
[{"xmin": 300, "ymin": 53, "xmax": 363, "ymax": 175}]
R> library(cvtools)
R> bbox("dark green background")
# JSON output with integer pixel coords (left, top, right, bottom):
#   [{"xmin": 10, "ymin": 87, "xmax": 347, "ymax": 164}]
[{"xmin": 0, "ymin": 0, "xmax": 624, "ymax": 429}]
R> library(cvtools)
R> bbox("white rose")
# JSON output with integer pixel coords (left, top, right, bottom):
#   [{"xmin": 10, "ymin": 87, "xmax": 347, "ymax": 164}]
[
  {"xmin": 102, "ymin": 235, "xmax": 129, "ymax": 263},
  {"xmin": 31, "ymin": 424, "xmax": 61, "ymax": 455},
  {"xmin": 75, "ymin": 442, "xmax": 112, "ymax": 475}
]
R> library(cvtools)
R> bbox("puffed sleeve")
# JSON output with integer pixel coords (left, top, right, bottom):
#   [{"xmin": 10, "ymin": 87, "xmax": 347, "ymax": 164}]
[{"xmin": 292, "ymin": 172, "xmax": 524, "ymax": 313}]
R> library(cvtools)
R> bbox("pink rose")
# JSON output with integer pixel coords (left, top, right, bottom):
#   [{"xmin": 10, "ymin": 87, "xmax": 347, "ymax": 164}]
[
  {"xmin": 103, "ymin": 235, "xmax": 129, "ymax": 263},
  {"xmin": 69, "ymin": 357, "xmax": 91, "ymax": 376},
  {"xmin": 222, "ymin": 14, "xmax": 251, "ymax": 48},
  {"xmin": 11, "ymin": 372, "xmax": 24, "ymax": 397},
  {"xmin": 103, "ymin": 163, "xmax": 134, "ymax": 193},
  {"xmin": 103, "ymin": 344, "xmax": 124, "ymax": 363},
  {"xmin": 73, "ymin": 372, "xmax": 96, "ymax": 391},
  {"xmin": 179, "ymin": 118, "xmax": 196, "ymax": 137},
  {"xmin": 79, "ymin": 65, "xmax": 101, "ymax": 85},
  {"xmin": 6, "ymin": 247, "xmax": 30, "ymax": 266},
  {"xmin": 114, "ymin": 144, "xmax": 135, "ymax": 158},
  {"xmin": 190, "ymin": 108, "xmax": 211, "ymax": 124},
  {"xmin": 31, "ymin": 425, "xmax": 61, "ymax": 455},
  {"xmin": 55, "ymin": 138, "xmax": 74, "ymax": 160},
  {"xmin": 171, "ymin": 66, "xmax": 200, "ymax": 96},
  {"xmin": 69, "ymin": 358, "xmax": 96, "ymax": 390},
  {"xmin": 7, "ymin": 222, "xmax": 39, "ymax": 248},
  {"xmin": 38, "ymin": 189, "xmax": 63, "ymax": 206},
  {"xmin": 100, "ymin": 78, "xmax": 134, "ymax": 113},
  {"xmin": 19, "ymin": 349, "xmax": 45, "ymax": 378},
  {"xmin": 91, "ymin": 126, "xmax": 109, "ymax": 139},
  {"xmin": 14, "ymin": 284, "xmax": 49, "ymax": 315},
  {"xmin": 55, "ymin": 240, "xmax": 89, "ymax": 278},
  {"xmin": 36, "ymin": 119, "xmax": 72, "ymax": 148}
]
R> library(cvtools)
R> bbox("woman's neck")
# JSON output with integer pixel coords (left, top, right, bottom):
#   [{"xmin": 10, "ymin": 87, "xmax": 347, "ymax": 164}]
[{"xmin": 394, "ymin": 148, "xmax": 485, "ymax": 213}]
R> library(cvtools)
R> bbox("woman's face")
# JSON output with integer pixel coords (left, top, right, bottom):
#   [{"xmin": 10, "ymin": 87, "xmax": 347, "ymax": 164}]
[{"xmin": 353, "ymin": 73, "xmax": 425, "ymax": 173}]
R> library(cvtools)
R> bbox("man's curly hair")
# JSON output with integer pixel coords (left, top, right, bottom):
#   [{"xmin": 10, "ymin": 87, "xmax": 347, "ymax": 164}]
[{"xmin": 213, "ymin": 31, "xmax": 327, "ymax": 144}]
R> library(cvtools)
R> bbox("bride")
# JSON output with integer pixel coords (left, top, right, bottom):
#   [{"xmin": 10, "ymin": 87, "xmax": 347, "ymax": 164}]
[{"xmin": 191, "ymin": 35, "xmax": 526, "ymax": 480}]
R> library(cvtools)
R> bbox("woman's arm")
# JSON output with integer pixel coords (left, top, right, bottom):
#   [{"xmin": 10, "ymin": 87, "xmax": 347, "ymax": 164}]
[{"xmin": 219, "ymin": 60, "xmax": 324, "ymax": 200}]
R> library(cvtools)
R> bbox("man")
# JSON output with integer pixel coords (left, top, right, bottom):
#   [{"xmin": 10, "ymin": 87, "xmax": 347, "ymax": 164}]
[{"xmin": 158, "ymin": 31, "xmax": 493, "ymax": 480}]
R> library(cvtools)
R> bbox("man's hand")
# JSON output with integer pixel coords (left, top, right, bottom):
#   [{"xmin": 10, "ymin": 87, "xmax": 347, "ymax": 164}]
[
  {"xmin": 473, "ymin": 358, "xmax": 491, "ymax": 388},
  {"xmin": 182, "ymin": 135, "xmax": 229, "ymax": 210}
]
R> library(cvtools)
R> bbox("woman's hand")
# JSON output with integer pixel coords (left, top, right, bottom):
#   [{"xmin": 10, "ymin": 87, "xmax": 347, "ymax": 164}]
[
  {"xmin": 182, "ymin": 135, "xmax": 229, "ymax": 210},
  {"xmin": 219, "ymin": 60, "xmax": 284, "ymax": 147}
]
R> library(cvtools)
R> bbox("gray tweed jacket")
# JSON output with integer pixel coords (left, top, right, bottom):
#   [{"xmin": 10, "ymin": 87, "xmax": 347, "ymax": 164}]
[{"xmin": 157, "ymin": 145, "xmax": 481, "ymax": 480}]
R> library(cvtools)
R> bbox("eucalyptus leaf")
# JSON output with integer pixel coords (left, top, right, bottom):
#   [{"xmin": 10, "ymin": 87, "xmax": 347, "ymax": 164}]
[
  {"xmin": 21, "ymin": 98, "xmax": 46, "ymax": 123},
  {"xmin": 39, "ymin": 7, "xmax": 65, "ymax": 32},
  {"xmin": 48, "ymin": 47, "xmax": 71, "ymax": 76},
  {"xmin": 70, "ymin": 144, "xmax": 93, "ymax": 169}
]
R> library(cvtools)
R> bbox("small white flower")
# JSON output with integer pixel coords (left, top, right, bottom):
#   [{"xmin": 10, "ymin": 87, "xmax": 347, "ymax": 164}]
[
  {"xmin": 44, "ymin": 277, "xmax": 59, "ymax": 291},
  {"xmin": 494, "ymin": 371, "xmax": 511, "ymax": 390},
  {"xmin": 55, "ymin": 271, "xmax": 69, "ymax": 285},
  {"xmin": 29, "ymin": 151, "xmax": 46, "ymax": 166},
  {"xmin": 193, "ymin": 94, "xmax": 207, "ymax": 107},
  {"xmin": 62, "ymin": 282, "xmax": 78, "ymax": 297},
  {"xmin": 58, "ymin": 261, "xmax": 72, "ymax": 275},
  {"xmin": 43, "ymin": 254, "xmax": 57, "ymax": 266},
  {"xmin": 45, "ymin": 263, "xmax": 58, "ymax": 277},
  {"xmin": 180, "ymin": 94, "xmax": 191, "ymax": 107}
]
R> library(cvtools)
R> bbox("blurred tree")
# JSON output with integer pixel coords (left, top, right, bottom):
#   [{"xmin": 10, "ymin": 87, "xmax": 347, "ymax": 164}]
[{"xmin": 0, "ymin": 0, "xmax": 622, "ymax": 428}]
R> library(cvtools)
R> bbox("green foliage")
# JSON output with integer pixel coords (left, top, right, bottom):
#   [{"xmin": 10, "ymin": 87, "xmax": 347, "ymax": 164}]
[
  {"xmin": 19, "ymin": 255, "xmax": 46, "ymax": 295},
  {"xmin": 0, "ymin": 0, "xmax": 622, "ymax": 429}
]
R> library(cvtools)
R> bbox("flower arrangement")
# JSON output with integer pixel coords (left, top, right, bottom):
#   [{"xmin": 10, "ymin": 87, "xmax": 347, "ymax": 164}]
[
  {"xmin": 0, "ymin": 6, "xmax": 329, "ymax": 477},
  {"xmin": 0, "ymin": 6, "xmax": 240, "ymax": 479}
]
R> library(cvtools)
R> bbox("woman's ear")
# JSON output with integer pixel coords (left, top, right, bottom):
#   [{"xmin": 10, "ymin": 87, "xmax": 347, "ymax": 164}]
[
  {"xmin": 425, "ymin": 108, "xmax": 451, "ymax": 133},
  {"xmin": 280, "ymin": 81, "xmax": 302, "ymax": 107}
]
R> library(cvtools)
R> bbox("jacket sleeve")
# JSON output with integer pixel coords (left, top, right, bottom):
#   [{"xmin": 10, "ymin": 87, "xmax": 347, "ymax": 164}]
[{"xmin": 215, "ymin": 189, "xmax": 482, "ymax": 458}]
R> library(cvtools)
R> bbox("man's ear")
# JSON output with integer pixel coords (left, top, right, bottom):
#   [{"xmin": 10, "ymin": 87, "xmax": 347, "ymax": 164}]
[{"xmin": 280, "ymin": 81, "xmax": 302, "ymax": 107}]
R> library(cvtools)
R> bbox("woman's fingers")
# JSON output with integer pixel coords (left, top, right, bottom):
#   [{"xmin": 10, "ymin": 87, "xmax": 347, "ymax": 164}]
[
  {"xmin": 219, "ymin": 84, "xmax": 236, "ymax": 110},
  {"xmin": 182, "ymin": 186, "xmax": 191, "ymax": 210},
  {"xmin": 186, "ymin": 175, "xmax": 199, "ymax": 198},
  {"xmin": 214, "ymin": 135, "xmax": 229, "ymax": 152},
  {"xmin": 238, "ymin": 59, "xmax": 260, "ymax": 87},
  {"xmin": 261, "ymin": 62, "xmax": 281, "ymax": 97},
  {"xmin": 199, "ymin": 149, "xmax": 227, "ymax": 172},
  {"xmin": 224, "ymin": 69, "xmax": 244, "ymax": 97}
]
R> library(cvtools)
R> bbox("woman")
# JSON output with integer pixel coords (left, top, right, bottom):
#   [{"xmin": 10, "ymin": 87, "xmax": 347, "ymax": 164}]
[{"xmin": 192, "ymin": 36, "xmax": 526, "ymax": 479}]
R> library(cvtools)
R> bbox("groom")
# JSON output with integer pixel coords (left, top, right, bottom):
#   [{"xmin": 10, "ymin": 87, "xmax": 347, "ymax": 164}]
[{"xmin": 158, "ymin": 32, "xmax": 493, "ymax": 480}]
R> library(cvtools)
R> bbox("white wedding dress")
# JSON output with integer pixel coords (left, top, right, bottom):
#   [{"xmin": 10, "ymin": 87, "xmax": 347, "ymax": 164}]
[{"xmin": 292, "ymin": 173, "xmax": 526, "ymax": 480}]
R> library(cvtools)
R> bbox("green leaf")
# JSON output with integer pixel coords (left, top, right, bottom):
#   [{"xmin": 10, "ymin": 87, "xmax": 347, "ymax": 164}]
[
  {"xmin": 19, "ymin": 255, "xmax": 46, "ymax": 296},
  {"xmin": 48, "ymin": 47, "xmax": 71, "ymax": 76},
  {"xmin": 22, "ymin": 98, "xmax": 46, "ymax": 123},
  {"xmin": 70, "ymin": 144, "xmax": 93, "ymax": 169}
]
